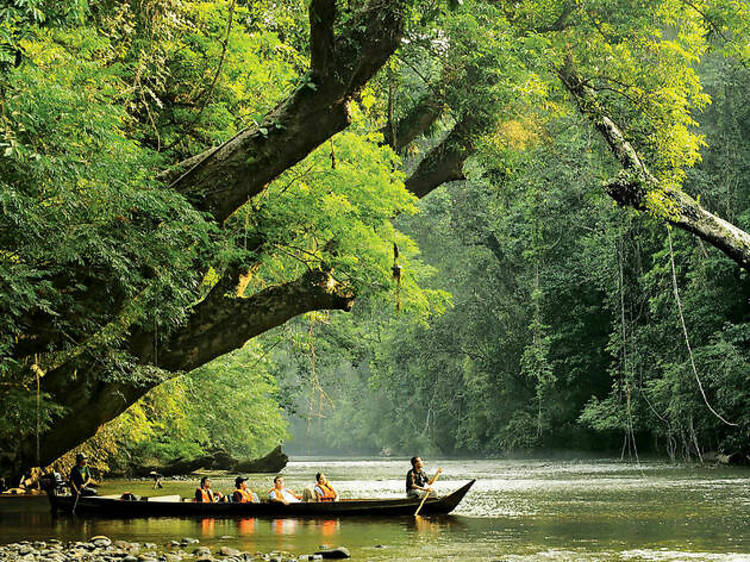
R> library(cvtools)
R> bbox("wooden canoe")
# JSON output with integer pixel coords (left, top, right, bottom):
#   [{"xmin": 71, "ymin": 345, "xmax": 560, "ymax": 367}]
[{"xmin": 48, "ymin": 480, "xmax": 475, "ymax": 518}]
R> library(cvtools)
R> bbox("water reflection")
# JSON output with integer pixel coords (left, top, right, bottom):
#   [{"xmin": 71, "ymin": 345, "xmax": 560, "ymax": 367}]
[
  {"xmin": 236, "ymin": 517, "xmax": 255, "ymax": 535},
  {"xmin": 200, "ymin": 518, "xmax": 215, "ymax": 538},
  {"xmin": 272, "ymin": 518, "xmax": 297, "ymax": 535},
  {"xmin": 319, "ymin": 519, "xmax": 339, "ymax": 537},
  {"xmin": 410, "ymin": 515, "xmax": 441, "ymax": 535}
]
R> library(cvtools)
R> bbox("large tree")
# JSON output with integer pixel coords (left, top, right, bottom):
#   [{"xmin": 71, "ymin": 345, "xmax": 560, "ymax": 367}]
[{"xmin": 1, "ymin": 0, "xmax": 748, "ymax": 476}]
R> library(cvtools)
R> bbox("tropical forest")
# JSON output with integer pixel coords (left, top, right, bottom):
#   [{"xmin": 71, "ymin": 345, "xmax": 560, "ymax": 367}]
[{"xmin": 0, "ymin": 0, "xmax": 749, "ymax": 560}]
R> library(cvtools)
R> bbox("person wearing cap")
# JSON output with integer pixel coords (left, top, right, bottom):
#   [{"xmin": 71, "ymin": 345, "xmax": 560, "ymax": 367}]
[
  {"xmin": 194, "ymin": 476, "xmax": 223, "ymax": 503},
  {"xmin": 68, "ymin": 453, "xmax": 97, "ymax": 496},
  {"xmin": 232, "ymin": 476, "xmax": 258, "ymax": 503}
]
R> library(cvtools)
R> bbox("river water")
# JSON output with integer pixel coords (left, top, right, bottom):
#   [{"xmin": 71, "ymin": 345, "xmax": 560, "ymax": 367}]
[{"xmin": 0, "ymin": 458, "xmax": 748, "ymax": 561}]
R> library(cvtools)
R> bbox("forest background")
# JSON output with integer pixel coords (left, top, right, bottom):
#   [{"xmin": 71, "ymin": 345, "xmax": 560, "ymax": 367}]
[{"xmin": 1, "ymin": 0, "xmax": 748, "ymax": 478}]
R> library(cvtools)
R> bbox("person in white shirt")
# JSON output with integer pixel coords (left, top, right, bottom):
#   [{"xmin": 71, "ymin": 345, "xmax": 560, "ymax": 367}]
[{"xmin": 268, "ymin": 476, "xmax": 302, "ymax": 505}]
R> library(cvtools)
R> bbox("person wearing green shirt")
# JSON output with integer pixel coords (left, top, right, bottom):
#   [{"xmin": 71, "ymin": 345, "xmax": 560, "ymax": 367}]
[{"xmin": 68, "ymin": 453, "xmax": 97, "ymax": 496}]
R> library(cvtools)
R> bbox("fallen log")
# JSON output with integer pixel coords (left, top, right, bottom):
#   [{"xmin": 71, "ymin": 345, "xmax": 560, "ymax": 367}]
[
  {"xmin": 717, "ymin": 452, "xmax": 750, "ymax": 466},
  {"xmin": 133, "ymin": 446, "xmax": 288, "ymax": 477}
]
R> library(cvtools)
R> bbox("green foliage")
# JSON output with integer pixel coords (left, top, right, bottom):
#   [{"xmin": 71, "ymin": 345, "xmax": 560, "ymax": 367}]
[
  {"xmin": 105, "ymin": 341, "xmax": 289, "ymax": 466},
  {"xmin": 274, "ymin": 50, "xmax": 750, "ymax": 460},
  {"xmin": 2, "ymin": 0, "xmax": 750, "ymax": 472}
]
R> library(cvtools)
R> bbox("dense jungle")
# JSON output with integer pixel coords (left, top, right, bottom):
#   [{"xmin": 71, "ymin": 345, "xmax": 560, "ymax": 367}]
[{"xmin": 1, "ymin": 0, "xmax": 749, "ymax": 481}]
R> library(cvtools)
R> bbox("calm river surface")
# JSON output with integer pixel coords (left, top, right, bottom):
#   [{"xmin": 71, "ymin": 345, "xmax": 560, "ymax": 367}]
[{"xmin": 1, "ymin": 458, "xmax": 749, "ymax": 561}]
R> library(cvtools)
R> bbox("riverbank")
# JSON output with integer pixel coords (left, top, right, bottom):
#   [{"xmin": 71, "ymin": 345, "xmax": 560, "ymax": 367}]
[{"xmin": 0, "ymin": 536, "xmax": 346, "ymax": 561}]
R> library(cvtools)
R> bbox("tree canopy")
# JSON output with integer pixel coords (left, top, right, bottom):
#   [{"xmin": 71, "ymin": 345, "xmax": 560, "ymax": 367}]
[{"xmin": 1, "ymin": 0, "xmax": 749, "ymax": 475}]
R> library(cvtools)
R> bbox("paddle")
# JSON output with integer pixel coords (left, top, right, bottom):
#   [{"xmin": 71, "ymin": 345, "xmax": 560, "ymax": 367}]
[
  {"xmin": 71, "ymin": 490, "xmax": 80, "ymax": 515},
  {"xmin": 414, "ymin": 468, "xmax": 442, "ymax": 517}
]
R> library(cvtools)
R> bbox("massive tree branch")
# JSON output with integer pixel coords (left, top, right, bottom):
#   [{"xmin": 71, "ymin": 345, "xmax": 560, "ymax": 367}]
[
  {"xmin": 559, "ymin": 63, "xmax": 750, "ymax": 270},
  {"xmin": 133, "ymin": 269, "xmax": 354, "ymax": 372},
  {"xmin": 310, "ymin": 0, "xmax": 336, "ymax": 79},
  {"xmin": 405, "ymin": 114, "xmax": 477, "ymax": 198},
  {"xmin": 169, "ymin": 0, "xmax": 405, "ymax": 223},
  {"xmin": 18, "ymin": 270, "xmax": 354, "ymax": 471},
  {"xmin": 382, "ymin": 94, "xmax": 444, "ymax": 151}
]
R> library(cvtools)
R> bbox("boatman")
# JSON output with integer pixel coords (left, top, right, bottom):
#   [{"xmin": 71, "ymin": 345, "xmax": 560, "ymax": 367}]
[
  {"xmin": 69, "ymin": 453, "xmax": 97, "ymax": 497},
  {"xmin": 232, "ymin": 476, "xmax": 258, "ymax": 503},
  {"xmin": 313, "ymin": 472, "xmax": 338, "ymax": 502},
  {"xmin": 269, "ymin": 476, "xmax": 301, "ymax": 505},
  {"xmin": 406, "ymin": 456, "xmax": 442, "ymax": 499},
  {"xmin": 195, "ymin": 476, "xmax": 223, "ymax": 503}
]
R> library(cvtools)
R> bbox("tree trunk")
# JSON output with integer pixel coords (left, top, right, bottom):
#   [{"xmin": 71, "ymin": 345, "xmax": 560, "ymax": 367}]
[
  {"xmin": 558, "ymin": 63, "xmax": 750, "ymax": 270},
  {"xmin": 4, "ymin": 271, "xmax": 353, "ymax": 476}
]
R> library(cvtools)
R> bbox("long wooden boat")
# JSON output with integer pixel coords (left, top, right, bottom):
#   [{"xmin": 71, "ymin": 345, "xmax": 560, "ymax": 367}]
[{"xmin": 48, "ymin": 480, "xmax": 475, "ymax": 518}]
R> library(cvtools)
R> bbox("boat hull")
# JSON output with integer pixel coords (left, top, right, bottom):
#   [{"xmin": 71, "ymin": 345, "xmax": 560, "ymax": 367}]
[{"xmin": 49, "ymin": 480, "xmax": 475, "ymax": 518}]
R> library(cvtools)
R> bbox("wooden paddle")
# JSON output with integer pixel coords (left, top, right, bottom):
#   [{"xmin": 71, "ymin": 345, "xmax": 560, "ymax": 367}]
[
  {"xmin": 414, "ymin": 468, "xmax": 442, "ymax": 517},
  {"xmin": 71, "ymin": 490, "xmax": 80, "ymax": 515}
]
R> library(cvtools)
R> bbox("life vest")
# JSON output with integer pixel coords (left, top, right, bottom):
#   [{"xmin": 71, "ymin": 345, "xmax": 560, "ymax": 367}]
[
  {"xmin": 234, "ymin": 488, "xmax": 254, "ymax": 503},
  {"xmin": 196, "ymin": 487, "xmax": 215, "ymax": 503},
  {"xmin": 314, "ymin": 481, "xmax": 337, "ymax": 501},
  {"xmin": 269, "ymin": 487, "xmax": 299, "ymax": 503}
]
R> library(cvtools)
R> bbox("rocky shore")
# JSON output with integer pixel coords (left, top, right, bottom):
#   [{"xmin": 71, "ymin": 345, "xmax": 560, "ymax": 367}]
[{"xmin": 0, "ymin": 537, "xmax": 350, "ymax": 562}]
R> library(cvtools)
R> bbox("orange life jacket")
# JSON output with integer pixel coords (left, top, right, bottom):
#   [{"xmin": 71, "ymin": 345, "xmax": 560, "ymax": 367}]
[
  {"xmin": 233, "ymin": 488, "xmax": 254, "ymax": 503},
  {"xmin": 315, "ymin": 481, "xmax": 337, "ymax": 501},
  {"xmin": 269, "ymin": 487, "xmax": 283, "ymax": 501},
  {"xmin": 196, "ymin": 487, "xmax": 215, "ymax": 503}
]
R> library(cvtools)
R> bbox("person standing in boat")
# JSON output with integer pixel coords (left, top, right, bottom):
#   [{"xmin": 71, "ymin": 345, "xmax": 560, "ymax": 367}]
[
  {"xmin": 269, "ymin": 476, "xmax": 301, "ymax": 505},
  {"xmin": 232, "ymin": 476, "xmax": 259, "ymax": 503},
  {"xmin": 69, "ymin": 453, "xmax": 97, "ymax": 497},
  {"xmin": 406, "ymin": 456, "xmax": 442, "ymax": 499},
  {"xmin": 313, "ymin": 472, "xmax": 338, "ymax": 502},
  {"xmin": 195, "ymin": 476, "xmax": 223, "ymax": 503}
]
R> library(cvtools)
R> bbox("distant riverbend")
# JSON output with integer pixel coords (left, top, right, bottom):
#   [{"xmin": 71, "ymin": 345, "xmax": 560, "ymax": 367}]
[{"xmin": 0, "ymin": 458, "xmax": 748, "ymax": 561}]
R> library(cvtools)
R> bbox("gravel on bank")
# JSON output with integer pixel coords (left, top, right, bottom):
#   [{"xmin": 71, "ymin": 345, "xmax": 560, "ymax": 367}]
[{"xmin": 0, "ymin": 536, "xmax": 351, "ymax": 562}]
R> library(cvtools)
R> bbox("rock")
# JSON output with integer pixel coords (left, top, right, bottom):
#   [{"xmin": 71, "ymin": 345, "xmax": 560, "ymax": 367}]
[
  {"xmin": 218, "ymin": 546, "xmax": 241, "ymax": 557},
  {"xmin": 314, "ymin": 547, "xmax": 351, "ymax": 559},
  {"xmin": 180, "ymin": 538, "xmax": 199, "ymax": 546},
  {"xmin": 123, "ymin": 557, "xmax": 138, "ymax": 562},
  {"xmin": 91, "ymin": 536, "xmax": 112, "ymax": 548},
  {"xmin": 143, "ymin": 542, "xmax": 157, "ymax": 550},
  {"xmin": 194, "ymin": 547, "xmax": 212, "ymax": 556}
]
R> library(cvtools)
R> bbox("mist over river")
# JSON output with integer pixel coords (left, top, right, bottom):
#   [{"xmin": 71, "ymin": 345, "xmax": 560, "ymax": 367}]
[{"xmin": 1, "ymin": 458, "xmax": 748, "ymax": 561}]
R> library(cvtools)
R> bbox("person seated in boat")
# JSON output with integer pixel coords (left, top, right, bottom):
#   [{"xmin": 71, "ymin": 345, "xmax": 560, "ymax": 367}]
[
  {"xmin": 313, "ymin": 472, "xmax": 338, "ymax": 502},
  {"xmin": 69, "ymin": 453, "xmax": 98, "ymax": 497},
  {"xmin": 195, "ymin": 476, "xmax": 223, "ymax": 503},
  {"xmin": 268, "ymin": 476, "xmax": 301, "ymax": 505},
  {"xmin": 232, "ymin": 476, "xmax": 259, "ymax": 503},
  {"xmin": 406, "ymin": 456, "xmax": 442, "ymax": 499}
]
